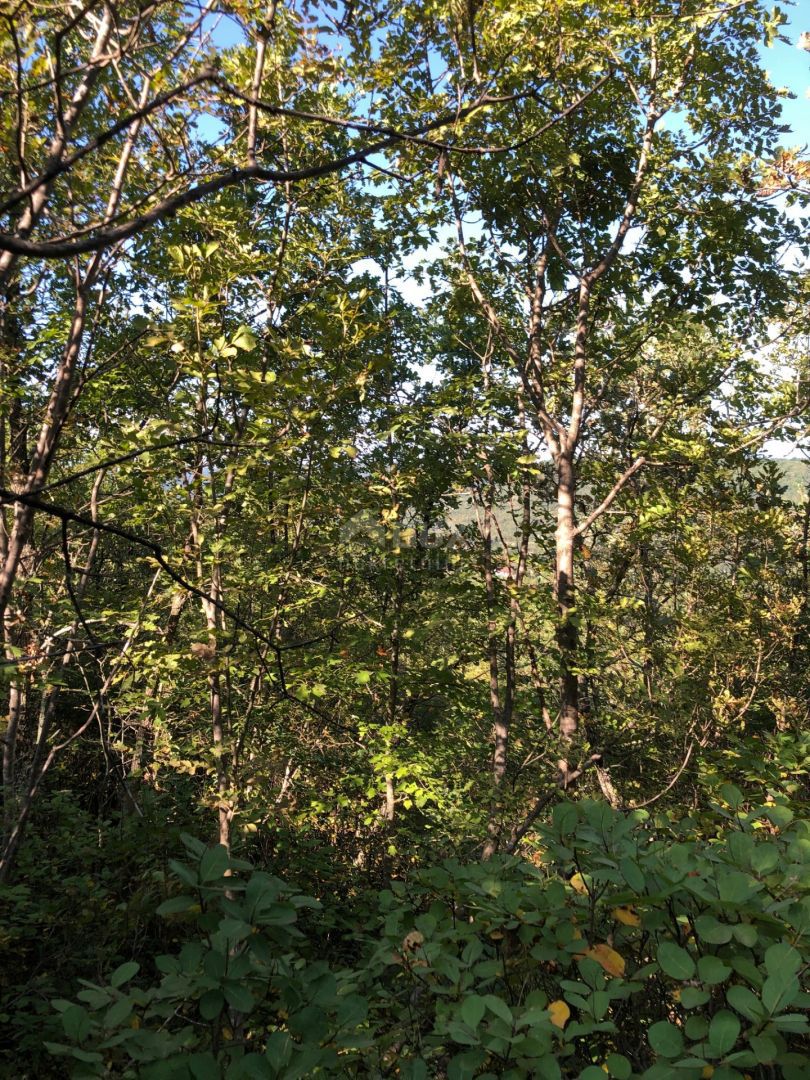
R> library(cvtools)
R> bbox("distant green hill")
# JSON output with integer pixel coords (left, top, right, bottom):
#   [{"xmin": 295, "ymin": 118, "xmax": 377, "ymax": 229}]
[
  {"xmin": 443, "ymin": 459, "xmax": 810, "ymax": 540},
  {"xmin": 775, "ymin": 458, "xmax": 810, "ymax": 502}
]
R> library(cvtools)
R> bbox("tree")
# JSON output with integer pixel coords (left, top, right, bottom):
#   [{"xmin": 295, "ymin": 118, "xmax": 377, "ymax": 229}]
[{"xmin": 373, "ymin": 0, "xmax": 804, "ymax": 829}]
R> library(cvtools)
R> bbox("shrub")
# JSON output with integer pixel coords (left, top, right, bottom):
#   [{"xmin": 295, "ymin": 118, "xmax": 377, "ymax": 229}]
[{"xmin": 46, "ymin": 795, "xmax": 810, "ymax": 1078}]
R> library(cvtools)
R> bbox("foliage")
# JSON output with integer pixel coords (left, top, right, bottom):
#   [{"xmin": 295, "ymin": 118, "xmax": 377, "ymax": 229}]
[
  {"xmin": 37, "ymin": 795, "xmax": 810, "ymax": 1079},
  {"xmin": 0, "ymin": 0, "xmax": 809, "ymax": 1074}
]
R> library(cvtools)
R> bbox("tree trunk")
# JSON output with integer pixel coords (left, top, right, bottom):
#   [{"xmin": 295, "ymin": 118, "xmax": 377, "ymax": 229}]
[
  {"xmin": 482, "ymin": 468, "xmax": 507, "ymax": 860},
  {"xmin": 555, "ymin": 451, "xmax": 579, "ymax": 776}
]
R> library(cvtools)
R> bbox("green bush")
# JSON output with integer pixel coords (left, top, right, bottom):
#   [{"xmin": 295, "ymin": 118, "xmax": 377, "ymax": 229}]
[{"xmin": 44, "ymin": 796, "xmax": 810, "ymax": 1078}]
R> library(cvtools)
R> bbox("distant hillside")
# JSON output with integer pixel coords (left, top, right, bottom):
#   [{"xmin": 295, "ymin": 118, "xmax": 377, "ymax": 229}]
[
  {"xmin": 443, "ymin": 459, "xmax": 810, "ymax": 539},
  {"xmin": 775, "ymin": 458, "xmax": 810, "ymax": 502}
]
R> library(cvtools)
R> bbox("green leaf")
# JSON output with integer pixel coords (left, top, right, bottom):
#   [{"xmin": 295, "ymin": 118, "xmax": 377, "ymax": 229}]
[
  {"xmin": 188, "ymin": 1052, "xmax": 222, "ymax": 1080},
  {"xmin": 69, "ymin": 1048, "xmax": 104, "ymax": 1064},
  {"xmin": 61, "ymin": 1004, "xmax": 92, "ymax": 1043},
  {"xmin": 224, "ymin": 982, "xmax": 255, "ymax": 1013},
  {"xmin": 708, "ymin": 1010, "xmax": 740, "ymax": 1055},
  {"xmin": 552, "ymin": 802, "xmax": 578, "ymax": 838},
  {"xmin": 199, "ymin": 844, "xmax": 230, "ymax": 883},
  {"xmin": 697, "ymin": 955, "xmax": 731, "ymax": 985},
  {"xmin": 169, "ymin": 859, "xmax": 199, "ymax": 888},
  {"xmin": 622, "ymin": 855, "xmax": 648, "ymax": 889},
  {"xmin": 694, "ymin": 915, "xmax": 733, "ymax": 944},
  {"xmin": 157, "ymin": 896, "xmax": 197, "ymax": 916},
  {"xmin": 657, "ymin": 941, "xmax": 695, "ymax": 980},
  {"xmin": 771, "ymin": 1013, "xmax": 810, "ymax": 1032},
  {"xmin": 103, "ymin": 997, "xmax": 133, "ymax": 1028},
  {"xmin": 199, "ymin": 990, "xmax": 224, "ymax": 1020},
  {"xmin": 533, "ymin": 1058, "xmax": 561, "ymax": 1080},
  {"xmin": 219, "ymin": 918, "xmax": 253, "ymax": 942},
  {"xmin": 764, "ymin": 941, "xmax": 801, "ymax": 976},
  {"xmin": 732, "ymin": 923, "xmax": 758, "ymax": 947},
  {"xmin": 761, "ymin": 971, "xmax": 799, "ymax": 1015},
  {"xmin": 751, "ymin": 846, "xmax": 779, "ymax": 875},
  {"xmin": 232, "ymin": 326, "xmax": 258, "ymax": 352},
  {"xmin": 763, "ymin": 804, "xmax": 793, "ymax": 829},
  {"xmin": 605, "ymin": 1053, "xmax": 632, "ymax": 1079},
  {"xmin": 747, "ymin": 1034, "xmax": 778, "ymax": 1063},
  {"xmin": 680, "ymin": 987, "xmax": 711, "ymax": 1009},
  {"xmin": 726, "ymin": 984, "xmax": 764, "ymax": 1020},
  {"xmin": 717, "ymin": 870, "xmax": 755, "ymax": 904},
  {"xmin": 720, "ymin": 783, "xmax": 743, "ymax": 809},
  {"xmin": 460, "ymin": 995, "xmax": 486, "ymax": 1029},
  {"xmin": 483, "ymin": 995, "xmax": 513, "ymax": 1025},
  {"xmin": 447, "ymin": 1050, "xmax": 483, "ymax": 1080},
  {"xmin": 648, "ymin": 1020, "xmax": 684, "ymax": 1058},
  {"xmin": 444, "ymin": 1021, "xmax": 480, "ymax": 1046}
]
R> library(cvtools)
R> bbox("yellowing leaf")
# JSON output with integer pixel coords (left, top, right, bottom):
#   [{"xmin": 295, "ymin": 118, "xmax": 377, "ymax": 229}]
[
  {"xmin": 548, "ymin": 999, "xmax": 570, "ymax": 1029},
  {"xmin": 583, "ymin": 943, "xmax": 625, "ymax": 977},
  {"xmin": 701, "ymin": 1068, "xmax": 714, "ymax": 1079},
  {"xmin": 612, "ymin": 905, "xmax": 641, "ymax": 927},
  {"xmin": 570, "ymin": 872, "xmax": 588, "ymax": 895}
]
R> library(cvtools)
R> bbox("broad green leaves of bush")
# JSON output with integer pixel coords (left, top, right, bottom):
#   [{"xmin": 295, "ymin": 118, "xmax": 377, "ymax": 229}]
[{"xmin": 48, "ymin": 799, "xmax": 810, "ymax": 1078}]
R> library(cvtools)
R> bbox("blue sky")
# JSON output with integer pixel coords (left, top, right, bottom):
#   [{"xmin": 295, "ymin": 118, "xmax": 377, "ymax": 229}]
[{"xmin": 759, "ymin": 2, "xmax": 810, "ymax": 145}]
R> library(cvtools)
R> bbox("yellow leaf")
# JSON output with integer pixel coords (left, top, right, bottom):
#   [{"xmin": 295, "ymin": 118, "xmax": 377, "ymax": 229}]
[
  {"xmin": 570, "ymin": 872, "xmax": 588, "ymax": 895},
  {"xmin": 612, "ymin": 905, "xmax": 641, "ymax": 927},
  {"xmin": 701, "ymin": 1068, "xmax": 714, "ymax": 1079},
  {"xmin": 583, "ymin": 943, "xmax": 625, "ymax": 977},
  {"xmin": 548, "ymin": 999, "xmax": 570, "ymax": 1029}
]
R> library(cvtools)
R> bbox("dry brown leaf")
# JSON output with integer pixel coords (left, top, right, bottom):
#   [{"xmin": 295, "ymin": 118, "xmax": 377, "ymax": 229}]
[{"xmin": 402, "ymin": 930, "xmax": 424, "ymax": 951}]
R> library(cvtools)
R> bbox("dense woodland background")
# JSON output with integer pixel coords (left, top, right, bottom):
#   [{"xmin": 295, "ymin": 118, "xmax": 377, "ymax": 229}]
[{"xmin": 1, "ymin": 1, "xmax": 810, "ymax": 1076}]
